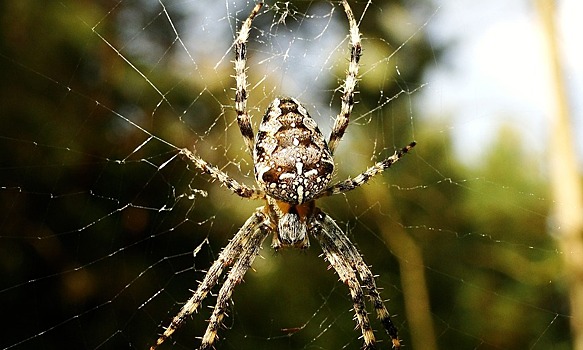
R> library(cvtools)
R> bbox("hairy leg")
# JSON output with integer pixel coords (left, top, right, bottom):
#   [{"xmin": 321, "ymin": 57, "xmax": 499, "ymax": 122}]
[
  {"xmin": 151, "ymin": 209, "xmax": 268, "ymax": 349},
  {"xmin": 200, "ymin": 217, "xmax": 269, "ymax": 349},
  {"xmin": 328, "ymin": 0, "xmax": 362, "ymax": 154},
  {"xmin": 181, "ymin": 148, "xmax": 265, "ymax": 199},
  {"xmin": 317, "ymin": 142, "xmax": 415, "ymax": 199},
  {"xmin": 313, "ymin": 212, "xmax": 378, "ymax": 349},
  {"xmin": 233, "ymin": 2, "xmax": 263, "ymax": 154},
  {"xmin": 316, "ymin": 211, "xmax": 401, "ymax": 348}
]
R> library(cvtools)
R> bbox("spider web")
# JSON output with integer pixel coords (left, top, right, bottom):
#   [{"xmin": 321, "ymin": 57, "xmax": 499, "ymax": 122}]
[{"xmin": 0, "ymin": 0, "xmax": 574, "ymax": 349}]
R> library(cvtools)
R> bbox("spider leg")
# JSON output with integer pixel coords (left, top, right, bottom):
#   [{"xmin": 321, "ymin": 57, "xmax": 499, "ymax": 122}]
[
  {"xmin": 180, "ymin": 148, "xmax": 265, "ymax": 199},
  {"xmin": 316, "ymin": 142, "xmax": 415, "ymax": 199},
  {"xmin": 316, "ymin": 211, "xmax": 401, "ymax": 349},
  {"xmin": 313, "ymin": 212, "xmax": 378, "ymax": 349},
  {"xmin": 200, "ymin": 214, "xmax": 269, "ymax": 349},
  {"xmin": 354, "ymin": 254, "xmax": 401, "ymax": 349},
  {"xmin": 234, "ymin": 2, "xmax": 263, "ymax": 155},
  {"xmin": 150, "ymin": 209, "xmax": 269, "ymax": 350},
  {"xmin": 328, "ymin": 0, "xmax": 362, "ymax": 154}
]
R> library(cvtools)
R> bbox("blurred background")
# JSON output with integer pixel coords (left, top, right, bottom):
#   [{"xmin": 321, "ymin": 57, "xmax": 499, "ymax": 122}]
[{"xmin": 1, "ymin": 0, "xmax": 580, "ymax": 349}]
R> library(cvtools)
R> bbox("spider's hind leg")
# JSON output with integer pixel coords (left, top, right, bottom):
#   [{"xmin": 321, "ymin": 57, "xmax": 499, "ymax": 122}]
[
  {"xmin": 233, "ymin": 2, "xmax": 263, "ymax": 155},
  {"xmin": 312, "ymin": 212, "xmax": 377, "ymax": 349},
  {"xmin": 328, "ymin": 0, "xmax": 362, "ymax": 154}
]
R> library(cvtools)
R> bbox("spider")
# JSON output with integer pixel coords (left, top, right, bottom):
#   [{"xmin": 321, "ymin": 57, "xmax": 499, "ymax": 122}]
[{"xmin": 151, "ymin": 1, "xmax": 415, "ymax": 349}]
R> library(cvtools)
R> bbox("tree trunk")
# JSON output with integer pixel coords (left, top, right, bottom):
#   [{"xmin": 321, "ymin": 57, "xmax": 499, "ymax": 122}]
[{"xmin": 536, "ymin": 0, "xmax": 583, "ymax": 348}]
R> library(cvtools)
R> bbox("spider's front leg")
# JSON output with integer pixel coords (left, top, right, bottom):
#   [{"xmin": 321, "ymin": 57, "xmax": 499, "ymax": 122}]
[
  {"xmin": 150, "ymin": 209, "xmax": 269, "ymax": 350},
  {"xmin": 312, "ymin": 210, "xmax": 401, "ymax": 349},
  {"xmin": 313, "ymin": 213, "xmax": 377, "ymax": 349},
  {"xmin": 200, "ymin": 216, "xmax": 269, "ymax": 349}
]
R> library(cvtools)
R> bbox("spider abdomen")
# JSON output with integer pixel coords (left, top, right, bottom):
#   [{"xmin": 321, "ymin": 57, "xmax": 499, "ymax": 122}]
[{"xmin": 254, "ymin": 97, "xmax": 334, "ymax": 204}]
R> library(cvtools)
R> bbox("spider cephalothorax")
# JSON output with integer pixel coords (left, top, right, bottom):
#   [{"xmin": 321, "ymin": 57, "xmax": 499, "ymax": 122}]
[
  {"xmin": 265, "ymin": 195, "xmax": 316, "ymax": 249},
  {"xmin": 152, "ymin": 1, "xmax": 414, "ymax": 349}
]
